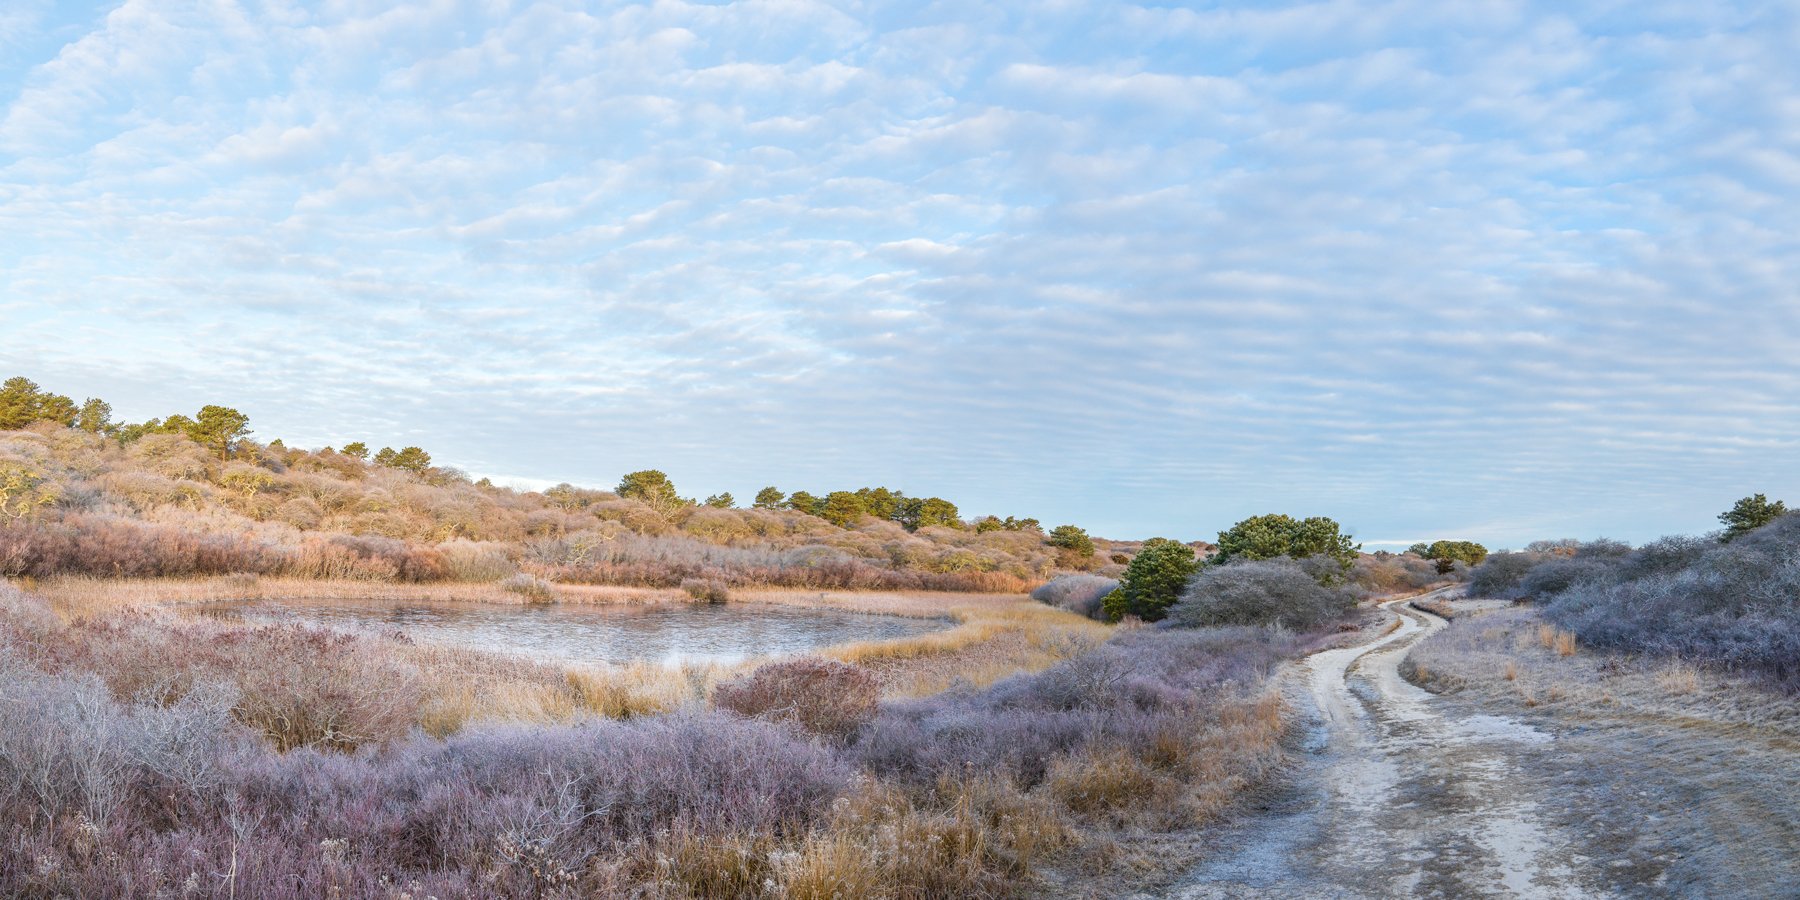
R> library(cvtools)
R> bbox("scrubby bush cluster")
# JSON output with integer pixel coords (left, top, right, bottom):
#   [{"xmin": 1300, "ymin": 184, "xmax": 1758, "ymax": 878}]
[
  {"xmin": 1351, "ymin": 551, "xmax": 1446, "ymax": 592},
  {"xmin": 1166, "ymin": 559, "xmax": 1360, "ymax": 630},
  {"xmin": 1466, "ymin": 509, "xmax": 1800, "ymax": 688},
  {"xmin": 857, "ymin": 625, "xmax": 1310, "ymax": 827},
  {"xmin": 1030, "ymin": 574, "xmax": 1118, "ymax": 619}
]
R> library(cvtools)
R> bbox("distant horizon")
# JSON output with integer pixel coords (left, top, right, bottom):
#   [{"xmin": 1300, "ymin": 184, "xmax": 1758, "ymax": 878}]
[{"xmin": 5, "ymin": 2, "xmax": 1796, "ymax": 549}]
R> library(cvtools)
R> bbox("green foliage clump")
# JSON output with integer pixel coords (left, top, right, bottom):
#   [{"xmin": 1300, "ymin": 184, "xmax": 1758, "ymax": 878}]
[
  {"xmin": 752, "ymin": 486, "xmax": 785, "ymax": 509},
  {"xmin": 853, "ymin": 486, "xmax": 903, "ymax": 520},
  {"xmin": 375, "ymin": 446, "xmax": 432, "ymax": 473},
  {"xmin": 704, "ymin": 492, "xmax": 735, "ymax": 509},
  {"xmin": 1108, "ymin": 538, "xmax": 1198, "ymax": 622},
  {"xmin": 75, "ymin": 398, "xmax": 112, "ymax": 434},
  {"xmin": 1720, "ymin": 493, "xmax": 1786, "ymax": 542},
  {"xmin": 340, "ymin": 441, "xmax": 370, "ymax": 460},
  {"xmin": 785, "ymin": 490, "xmax": 822, "ymax": 516},
  {"xmin": 617, "ymin": 469, "xmax": 683, "ymax": 510},
  {"xmin": 1409, "ymin": 539, "xmax": 1489, "ymax": 573},
  {"xmin": 1048, "ymin": 525, "xmax": 1095, "ymax": 557},
  {"xmin": 900, "ymin": 496, "xmax": 960, "ymax": 531},
  {"xmin": 0, "ymin": 377, "xmax": 78, "ymax": 430},
  {"xmin": 1214, "ymin": 514, "xmax": 1358, "ymax": 573},
  {"xmin": 189, "ymin": 405, "xmax": 252, "ymax": 461},
  {"xmin": 819, "ymin": 491, "xmax": 868, "ymax": 527}
]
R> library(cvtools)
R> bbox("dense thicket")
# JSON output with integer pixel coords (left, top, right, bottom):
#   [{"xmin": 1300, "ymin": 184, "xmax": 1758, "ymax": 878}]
[
  {"xmin": 1466, "ymin": 513, "xmax": 1800, "ymax": 688},
  {"xmin": 1166, "ymin": 558, "xmax": 1360, "ymax": 630}
]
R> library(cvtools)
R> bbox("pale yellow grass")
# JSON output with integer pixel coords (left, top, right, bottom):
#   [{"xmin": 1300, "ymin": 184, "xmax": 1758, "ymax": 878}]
[
  {"xmin": 29, "ymin": 574, "xmax": 682, "ymax": 621},
  {"xmin": 1536, "ymin": 623, "xmax": 1578, "ymax": 657},
  {"xmin": 1656, "ymin": 661, "xmax": 1703, "ymax": 695},
  {"xmin": 787, "ymin": 593, "xmax": 1113, "ymax": 696}
]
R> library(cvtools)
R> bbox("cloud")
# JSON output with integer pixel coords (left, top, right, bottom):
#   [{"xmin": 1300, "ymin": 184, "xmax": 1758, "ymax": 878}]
[{"xmin": 2, "ymin": 0, "xmax": 1798, "ymax": 547}]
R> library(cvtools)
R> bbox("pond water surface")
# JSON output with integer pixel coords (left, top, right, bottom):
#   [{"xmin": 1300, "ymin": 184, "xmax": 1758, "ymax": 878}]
[{"xmin": 195, "ymin": 599, "xmax": 949, "ymax": 666}]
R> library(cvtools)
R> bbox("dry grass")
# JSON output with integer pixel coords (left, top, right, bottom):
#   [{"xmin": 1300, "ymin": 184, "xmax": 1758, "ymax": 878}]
[
  {"xmin": 776, "ymin": 777, "xmax": 1073, "ymax": 899},
  {"xmin": 835, "ymin": 604, "xmax": 1112, "ymax": 696},
  {"xmin": 1537, "ymin": 623, "xmax": 1578, "ymax": 656},
  {"xmin": 1656, "ymin": 662, "xmax": 1703, "ymax": 696},
  {"xmin": 30, "ymin": 574, "xmax": 682, "ymax": 620}
]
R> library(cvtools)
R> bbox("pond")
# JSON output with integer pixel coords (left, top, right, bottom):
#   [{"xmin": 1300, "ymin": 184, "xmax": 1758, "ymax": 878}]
[{"xmin": 193, "ymin": 599, "xmax": 949, "ymax": 666}]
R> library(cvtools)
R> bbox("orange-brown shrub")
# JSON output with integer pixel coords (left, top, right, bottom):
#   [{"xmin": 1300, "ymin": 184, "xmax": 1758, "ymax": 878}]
[{"xmin": 715, "ymin": 658, "xmax": 879, "ymax": 741}]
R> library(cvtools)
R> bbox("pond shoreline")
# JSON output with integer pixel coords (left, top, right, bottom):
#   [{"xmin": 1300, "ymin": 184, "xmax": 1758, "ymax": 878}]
[{"xmin": 189, "ymin": 595, "xmax": 957, "ymax": 667}]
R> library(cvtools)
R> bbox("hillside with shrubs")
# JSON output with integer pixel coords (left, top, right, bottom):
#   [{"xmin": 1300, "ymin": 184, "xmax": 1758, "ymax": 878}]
[{"xmin": 0, "ymin": 375, "xmax": 1115, "ymax": 593}]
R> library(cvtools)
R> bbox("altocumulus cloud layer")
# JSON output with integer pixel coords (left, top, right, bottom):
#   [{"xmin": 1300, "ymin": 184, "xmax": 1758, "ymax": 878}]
[{"xmin": 2, "ymin": 0, "xmax": 1798, "ymax": 546}]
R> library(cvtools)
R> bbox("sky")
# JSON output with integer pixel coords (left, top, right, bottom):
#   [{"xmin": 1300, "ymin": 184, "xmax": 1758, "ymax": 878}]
[{"xmin": 2, "ymin": 1, "xmax": 1798, "ymax": 548}]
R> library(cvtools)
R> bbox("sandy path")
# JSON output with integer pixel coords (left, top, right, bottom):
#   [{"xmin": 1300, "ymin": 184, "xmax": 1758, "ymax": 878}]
[{"xmin": 1161, "ymin": 591, "xmax": 1606, "ymax": 899}]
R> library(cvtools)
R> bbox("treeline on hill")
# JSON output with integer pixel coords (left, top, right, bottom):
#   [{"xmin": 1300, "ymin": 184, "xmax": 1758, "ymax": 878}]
[
  {"xmin": 0, "ymin": 376, "xmax": 1107, "ymax": 591},
  {"xmin": 1466, "ymin": 494, "xmax": 1800, "ymax": 689},
  {"xmin": 1034, "ymin": 513, "xmax": 1479, "ymax": 625}
]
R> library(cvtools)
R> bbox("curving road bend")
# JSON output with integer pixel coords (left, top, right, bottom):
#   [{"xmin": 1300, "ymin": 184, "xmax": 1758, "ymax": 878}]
[{"xmin": 1163, "ymin": 590, "xmax": 1606, "ymax": 899}]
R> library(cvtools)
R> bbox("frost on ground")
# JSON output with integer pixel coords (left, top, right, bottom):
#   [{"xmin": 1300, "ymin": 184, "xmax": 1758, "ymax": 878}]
[
  {"xmin": 1154, "ymin": 594, "xmax": 1800, "ymax": 899},
  {"xmin": 1405, "ymin": 603, "xmax": 1800, "ymax": 898}
]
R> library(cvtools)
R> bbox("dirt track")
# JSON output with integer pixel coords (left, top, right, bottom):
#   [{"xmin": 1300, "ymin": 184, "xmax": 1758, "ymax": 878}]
[{"xmin": 1161, "ymin": 591, "xmax": 1606, "ymax": 898}]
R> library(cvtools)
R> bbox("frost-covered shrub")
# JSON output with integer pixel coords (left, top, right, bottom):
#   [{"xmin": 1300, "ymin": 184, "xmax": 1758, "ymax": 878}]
[
  {"xmin": 1545, "ymin": 516, "xmax": 1800, "ymax": 687},
  {"xmin": 1515, "ymin": 556, "xmax": 1618, "ymax": 600},
  {"xmin": 1165, "ymin": 559, "xmax": 1357, "ymax": 630},
  {"xmin": 1467, "ymin": 551, "xmax": 1550, "ymax": 599},
  {"xmin": 714, "ymin": 658, "xmax": 878, "ymax": 741},
  {"xmin": 62, "ymin": 617, "xmax": 423, "ymax": 752},
  {"xmin": 1030, "ymin": 574, "xmax": 1118, "ymax": 619},
  {"xmin": 857, "ymin": 626, "xmax": 1303, "ymax": 791},
  {"xmin": 0, "ymin": 664, "xmax": 246, "ymax": 827}
]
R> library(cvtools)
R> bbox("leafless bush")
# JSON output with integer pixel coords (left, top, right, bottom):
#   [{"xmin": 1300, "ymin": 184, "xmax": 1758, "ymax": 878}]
[
  {"xmin": 1467, "ymin": 551, "xmax": 1551, "ymax": 598},
  {"xmin": 1351, "ymin": 553, "xmax": 1441, "ymax": 592},
  {"xmin": 1167, "ymin": 558, "xmax": 1357, "ymax": 630},
  {"xmin": 1545, "ymin": 517, "xmax": 1800, "ymax": 687},
  {"xmin": 440, "ymin": 539, "xmax": 518, "ymax": 581},
  {"xmin": 1030, "ymin": 574, "xmax": 1118, "ymax": 619}
]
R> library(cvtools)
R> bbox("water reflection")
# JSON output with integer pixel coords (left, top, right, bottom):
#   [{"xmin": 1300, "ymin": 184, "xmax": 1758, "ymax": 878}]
[{"xmin": 194, "ymin": 599, "xmax": 948, "ymax": 666}]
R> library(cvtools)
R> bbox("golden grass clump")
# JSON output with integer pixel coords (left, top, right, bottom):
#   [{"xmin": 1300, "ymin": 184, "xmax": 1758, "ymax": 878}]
[
  {"xmin": 566, "ymin": 659, "xmax": 744, "ymax": 719},
  {"xmin": 821, "ymin": 597, "xmax": 1112, "ymax": 696},
  {"xmin": 1656, "ymin": 662, "xmax": 1702, "ymax": 695},
  {"xmin": 777, "ymin": 776, "xmax": 1073, "ymax": 899},
  {"xmin": 1535, "ymin": 623, "xmax": 1578, "ymax": 656}
]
